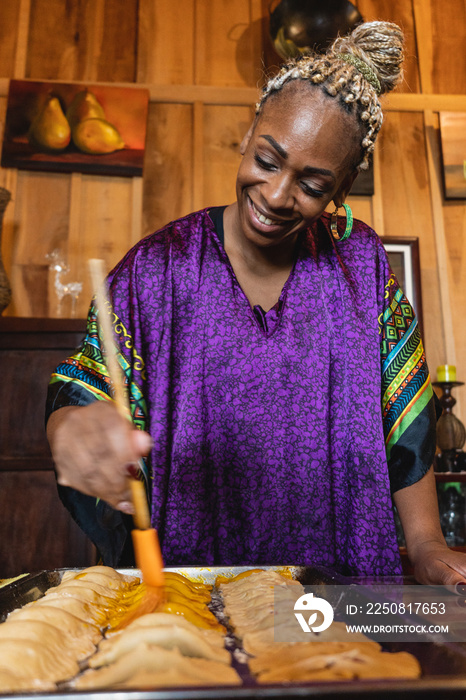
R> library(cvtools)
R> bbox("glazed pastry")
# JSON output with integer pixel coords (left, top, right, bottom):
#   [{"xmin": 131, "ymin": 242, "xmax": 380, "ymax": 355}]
[
  {"xmin": 61, "ymin": 566, "xmax": 139, "ymax": 589},
  {"xmin": 108, "ymin": 611, "xmax": 224, "ymax": 648}
]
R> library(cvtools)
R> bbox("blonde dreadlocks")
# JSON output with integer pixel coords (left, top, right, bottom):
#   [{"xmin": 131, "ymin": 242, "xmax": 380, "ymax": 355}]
[{"xmin": 257, "ymin": 21, "xmax": 404, "ymax": 170}]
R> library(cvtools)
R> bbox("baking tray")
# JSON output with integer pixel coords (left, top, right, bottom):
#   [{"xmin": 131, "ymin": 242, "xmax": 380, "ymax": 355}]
[{"xmin": 1, "ymin": 565, "xmax": 466, "ymax": 699}]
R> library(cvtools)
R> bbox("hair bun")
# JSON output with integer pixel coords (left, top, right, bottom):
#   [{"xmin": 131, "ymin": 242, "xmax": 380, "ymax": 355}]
[{"xmin": 331, "ymin": 20, "xmax": 404, "ymax": 95}]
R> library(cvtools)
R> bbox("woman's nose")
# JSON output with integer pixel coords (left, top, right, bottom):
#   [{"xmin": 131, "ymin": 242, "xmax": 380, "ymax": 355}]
[{"xmin": 263, "ymin": 172, "xmax": 294, "ymax": 210}]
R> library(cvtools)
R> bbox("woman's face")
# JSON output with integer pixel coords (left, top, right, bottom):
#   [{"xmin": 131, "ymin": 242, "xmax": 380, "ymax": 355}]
[{"xmin": 235, "ymin": 82, "xmax": 361, "ymax": 248}]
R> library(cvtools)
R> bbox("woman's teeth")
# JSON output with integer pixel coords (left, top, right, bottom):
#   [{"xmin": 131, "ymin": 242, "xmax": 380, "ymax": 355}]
[{"xmin": 252, "ymin": 201, "xmax": 276, "ymax": 226}]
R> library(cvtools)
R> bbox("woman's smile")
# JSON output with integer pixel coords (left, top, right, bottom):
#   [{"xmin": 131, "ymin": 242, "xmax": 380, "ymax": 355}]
[{"xmin": 248, "ymin": 196, "xmax": 298, "ymax": 233}]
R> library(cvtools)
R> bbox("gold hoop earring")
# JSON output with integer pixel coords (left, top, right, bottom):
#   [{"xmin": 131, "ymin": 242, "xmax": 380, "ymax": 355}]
[{"xmin": 331, "ymin": 203, "xmax": 353, "ymax": 242}]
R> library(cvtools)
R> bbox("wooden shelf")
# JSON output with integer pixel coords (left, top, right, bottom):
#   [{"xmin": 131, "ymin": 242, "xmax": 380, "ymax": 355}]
[
  {"xmin": 434, "ymin": 472, "xmax": 466, "ymax": 483},
  {"xmin": 0, "ymin": 318, "xmax": 95, "ymax": 576},
  {"xmin": 1, "ymin": 78, "xmax": 466, "ymax": 111}
]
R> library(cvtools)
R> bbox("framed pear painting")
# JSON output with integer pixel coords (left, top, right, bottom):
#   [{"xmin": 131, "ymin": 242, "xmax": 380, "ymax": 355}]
[{"xmin": 1, "ymin": 80, "xmax": 149, "ymax": 177}]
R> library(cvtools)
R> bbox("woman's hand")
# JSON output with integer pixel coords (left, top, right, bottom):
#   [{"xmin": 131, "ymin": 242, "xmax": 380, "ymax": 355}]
[
  {"xmin": 410, "ymin": 540, "xmax": 466, "ymax": 587},
  {"xmin": 394, "ymin": 466, "xmax": 466, "ymax": 587},
  {"xmin": 47, "ymin": 402, "xmax": 152, "ymax": 513}
]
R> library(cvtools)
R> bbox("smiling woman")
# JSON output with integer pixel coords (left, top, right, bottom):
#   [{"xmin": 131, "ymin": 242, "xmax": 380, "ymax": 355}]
[
  {"xmin": 45, "ymin": 21, "xmax": 466, "ymax": 587},
  {"xmin": 225, "ymin": 84, "xmax": 361, "ymax": 310}
]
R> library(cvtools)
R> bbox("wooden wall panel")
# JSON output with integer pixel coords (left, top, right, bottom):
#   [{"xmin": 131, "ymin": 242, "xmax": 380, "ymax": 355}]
[
  {"xmin": 142, "ymin": 103, "xmax": 194, "ymax": 235},
  {"xmin": 26, "ymin": 0, "xmax": 138, "ymax": 82},
  {"xmin": 0, "ymin": 3, "xmax": 21, "ymax": 78},
  {"xmin": 3, "ymin": 170, "xmax": 71, "ymax": 317},
  {"xmin": 67, "ymin": 175, "xmax": 135, "ymax": 318},
  {"xmin": 195, "ymin": 0, "xmax": 262, "ymax": 87},
  {"xmin": 0, "ymin": 94, "xmax": 17, "ymax": 313},
  {"xmin": 443, "ymin": 202, "xmax": 466, "ymax": 407},
  {"xmin": 430, "ymin": 0, "xmax": 466, "ymax": 94},
  {"xmin": 356, "ymin": 0, "xmax": 420, "ymax": 93},
  {"xmin": 0, "ymin": 471, "xmax": 96, "ymax": 577},
  {"xmin": 260, "ymin": 0, "xmax": 282, "ymax": 78},
  {"xmin": 377, "ymin": 111, "xmax": 444, "ymax": 374},
  {"xmin": 137, "ymin": 0, "xmax": 195, "ymax": 85},
  {"xmin": 201, "ymin": 105, "xmax": 254, "ymax": 208},
  {"xmin": 346, "ymin": 196, "xmax": 373, "ymax": 228},
  {"xmin": 0, "ymin": 97, "xmax": 16, "ymax": 194},
  {"xmin": 0, "ymin": 319, "xmax": 96, "ymax": 577},
  {"xmin": 413, "ymin": 0, "xmax": 466, "ymax": 96},
  {"xmin": 96, "ymin": 1, "xmax": 138, "ymax": 83}
]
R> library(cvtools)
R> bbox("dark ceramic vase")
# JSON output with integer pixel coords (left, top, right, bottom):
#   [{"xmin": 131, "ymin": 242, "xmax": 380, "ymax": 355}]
[{"xmin": 0, "ymin": 187, "xmax": 12, "ymax": 314}]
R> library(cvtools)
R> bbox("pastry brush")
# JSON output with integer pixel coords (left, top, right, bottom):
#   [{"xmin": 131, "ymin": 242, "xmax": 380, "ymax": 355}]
[{"xmin": 88, "ymin": 258, "xmax": 164, "ymax": 589}]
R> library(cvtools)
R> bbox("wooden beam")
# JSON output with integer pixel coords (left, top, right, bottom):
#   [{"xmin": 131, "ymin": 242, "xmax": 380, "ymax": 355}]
[
  {"xmin": 192, "ymin": 101, "xmax": 204, "ymax": 211},
  {"xmin": 423, "ymin": 110, "xmax": 457, "ymax": 369},
  {"xmin": 66, "ymin": 172, "xmax": 83, "ymax": 317},
  {"xmin": 83, "ymin": 0, "xmax": 106, "ymax": 83},
  {"xmin": 131, "ymin": 177, "xmax": 143, "ymax": 247},
  {"xmin": 412, "ymin": 0, "xmax": 434, "ymax": 94},
  {"xmin": 371, "ymin": 146, "xmax": 384, "ymax": 237},
  {"xmin": 383, "ymin": 93, "xmax": 466, "ymax": 112},
  {"xmin": 13, "ymin": 0, "xmax": 31, "ymax": 79},
  {"xmin": 1, "ymin": 77, "xmax": 466, "ymax": 111}
]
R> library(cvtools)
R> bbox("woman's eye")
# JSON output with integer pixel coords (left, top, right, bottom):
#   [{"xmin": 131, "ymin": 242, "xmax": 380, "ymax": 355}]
[
  {"xmin": 301, "ymin": 182, "xmax": 325, "ymax": 198},
  {"xmin": 254, "ymin": 154, "xmax": 276, "ymax": 170}
]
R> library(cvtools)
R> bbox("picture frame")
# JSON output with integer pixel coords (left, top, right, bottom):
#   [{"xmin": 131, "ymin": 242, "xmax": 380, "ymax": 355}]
[
  {"xmin": 381, "ymin": 236, "xmax": 423, "ymax": 334},
  {"xmin": 349, "ymin": 165, "xmax": 374, "ymax": 196},
  {"xmin": 439, "ymin": 112, "xmax": 466, "ymax": 199},
  {"xmin": 1, "ymin": 79, "xmax": 149, "ymax": 178}
]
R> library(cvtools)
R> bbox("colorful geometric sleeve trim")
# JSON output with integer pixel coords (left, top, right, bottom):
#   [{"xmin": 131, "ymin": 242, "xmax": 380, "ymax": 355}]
[
  {"xmin": 380, "ymin": 274, "xmax": 434, "ymax": 463},
  {"xmin": 51, "ymin": 303, "xmax": 148, "ymax": 431},
  {"xmin": 48, "ymin": 303, "xmax": 150, "ymax": 494}
]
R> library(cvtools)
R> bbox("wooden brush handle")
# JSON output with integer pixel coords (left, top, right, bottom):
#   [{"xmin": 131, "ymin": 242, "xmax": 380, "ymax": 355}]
[
  {"xmin": 88, "ymin": 259, "xmax": 129, "ymax": 419},
  {"xmin": 129, "ymin": 478, "xmax": 151, "ymax": 530},
  {"xmin": 88, "ymin": 259, "xmax": 149, "ymax": 526}
]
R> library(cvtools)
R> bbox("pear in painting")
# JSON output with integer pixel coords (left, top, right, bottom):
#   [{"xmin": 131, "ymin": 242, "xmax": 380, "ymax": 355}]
[
  {"xmin": 66, "ymin": 89, "xmax": 106, "ymax": 130},
  {"xmin": 28, "ymin": 96, "xmax": 71, "ymax": 151},
  {"xmin": 72, "ymin": 118, "xmax": 125, "ymax": 155}
]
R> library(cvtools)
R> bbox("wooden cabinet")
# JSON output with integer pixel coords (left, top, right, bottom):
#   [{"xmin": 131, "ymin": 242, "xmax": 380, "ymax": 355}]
[{"xmin": 0, "ymin": 318, "xmax": 96, "ymax": 577}]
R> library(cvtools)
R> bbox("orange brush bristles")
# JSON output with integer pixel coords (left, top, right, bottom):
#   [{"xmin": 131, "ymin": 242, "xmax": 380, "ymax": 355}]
[{"xmin": 132, "ymin": 528, "xmax": 165, "ymax": 588}]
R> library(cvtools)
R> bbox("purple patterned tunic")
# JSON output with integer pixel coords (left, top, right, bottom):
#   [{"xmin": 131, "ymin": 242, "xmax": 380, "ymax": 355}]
[{"xmin": 48, "ymin": 209, "xmax": 436, "ymax": 576}]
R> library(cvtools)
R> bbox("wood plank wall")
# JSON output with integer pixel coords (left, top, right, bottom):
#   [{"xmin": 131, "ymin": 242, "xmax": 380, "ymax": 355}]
[{"xmin": 0, "ymin": 0, "xmax": 465, "ymax": 414}]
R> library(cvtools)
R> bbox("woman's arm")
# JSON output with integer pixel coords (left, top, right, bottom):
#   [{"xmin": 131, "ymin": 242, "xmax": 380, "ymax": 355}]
[{"xmin": 394, "ymin": 466, "xmax": 466, "ymax": 585}]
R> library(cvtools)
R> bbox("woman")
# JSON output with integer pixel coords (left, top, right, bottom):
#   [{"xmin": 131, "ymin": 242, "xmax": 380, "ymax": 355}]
[{"xmin": 46, "ymin": 21, "xmax": 466, "ymax": 584}]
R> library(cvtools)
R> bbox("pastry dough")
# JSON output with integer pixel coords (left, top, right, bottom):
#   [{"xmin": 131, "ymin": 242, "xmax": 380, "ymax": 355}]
[
  {"xmin": 220, "ymin": 569, "xmax": 421, "ymax": 683},
  {"xmin": 257, "ymin": 647, "xmax": 420, "ymax": 682},
  {"xmin": 0, "ymin": 566, "xmax": 422, "ymax": 690},
  {"xmin": 0, "ymin": 618, "xmax": 95, "ymax": 662},
  {"xmin": 7, "ymin": 602, "xmax": 101, "ymax": 646},
  {"xmin": 0, "ymin": 638, "xmax": 79, "ymax": 688},
  {"xmin": 90, "ymin": 623, "xmax": 230, "ymax": 667},
  {"xmin": 44, "ymin": 578, "xmax": 121, "ymax": 602},
  {"xmin": 75, "ymin": 643, "xmax": 241, "ymax": 689}
]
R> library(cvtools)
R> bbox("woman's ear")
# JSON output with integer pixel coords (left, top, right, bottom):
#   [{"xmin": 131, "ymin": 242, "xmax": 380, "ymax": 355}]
[
  {"xmin": 333, "ymin": 169, "xmax": 359, "ymax": 208},
  {"xmin": 240, "ymin": 118, "xmax": 257, "ymax": 155}
]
